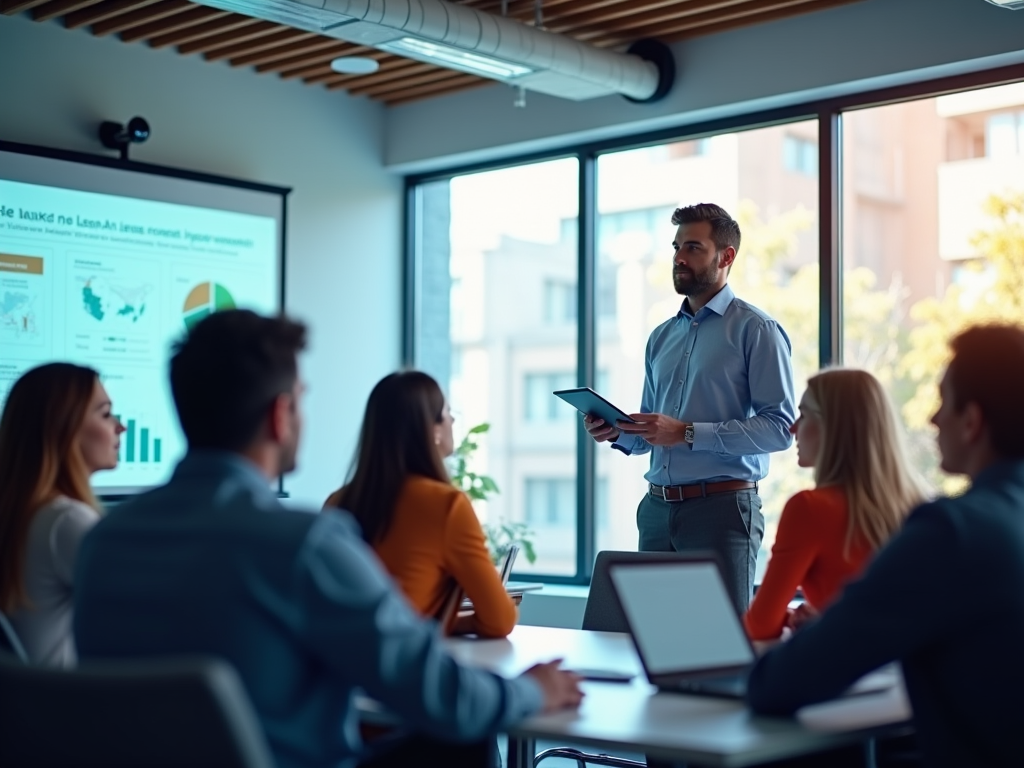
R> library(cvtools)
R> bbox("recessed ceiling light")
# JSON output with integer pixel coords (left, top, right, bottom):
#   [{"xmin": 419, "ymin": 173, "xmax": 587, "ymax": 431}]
[
  {"xmin": 330, "ymin": 57, "xmax": 380, "ymax": 75},
  {"xmin": 985, "ymin": 0, "xmax": 1024, "ymax": 8}
]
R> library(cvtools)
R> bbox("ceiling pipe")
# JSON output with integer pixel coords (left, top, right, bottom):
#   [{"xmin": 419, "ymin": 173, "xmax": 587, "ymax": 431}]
[{"xmin": 191, "ymin": 0, "xmax": 676, "ymax": 102}]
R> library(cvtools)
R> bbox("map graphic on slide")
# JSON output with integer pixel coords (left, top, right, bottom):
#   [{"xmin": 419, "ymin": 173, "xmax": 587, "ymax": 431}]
[
  {"xmin": 80, "ymin": 277, "xmax": 152, "ymax": 324},
  {"xmin": 1, "ymin": 291, "xmax": 39, "ymax": 337},
  {"xmin": 183, "ymin": 282, "xmax": 236, "ymax": 330}
]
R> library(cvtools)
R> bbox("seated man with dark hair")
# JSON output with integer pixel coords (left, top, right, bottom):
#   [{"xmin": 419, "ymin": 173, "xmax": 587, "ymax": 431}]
[
  {"xmin": 747, "ymin": 323, "xmax": 1024, "ymax": 768},
  {"xmin": 74, "ymin": 310, "xmax": 582, "ymax": 768}
]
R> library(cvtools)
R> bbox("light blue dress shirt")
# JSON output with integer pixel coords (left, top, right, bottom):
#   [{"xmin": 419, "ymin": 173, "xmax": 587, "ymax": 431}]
[
  {"xmin": 74, "ymin": 451, "xmax": 542, "ymax": 768},
  {"xmin": 612, "ymin": 284, "xmax": 797, "ymax": 486}
]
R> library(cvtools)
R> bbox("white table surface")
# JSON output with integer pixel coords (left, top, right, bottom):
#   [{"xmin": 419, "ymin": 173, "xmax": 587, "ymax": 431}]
[{"xmin": 446, "ymin": 625, "xmax": 912, "ymax": 768}]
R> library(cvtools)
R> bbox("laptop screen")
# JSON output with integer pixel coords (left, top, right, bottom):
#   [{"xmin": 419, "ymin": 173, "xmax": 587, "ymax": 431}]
[{"xmin": 609, "ymin": 561, "xmax": 755, "ymax": 675}]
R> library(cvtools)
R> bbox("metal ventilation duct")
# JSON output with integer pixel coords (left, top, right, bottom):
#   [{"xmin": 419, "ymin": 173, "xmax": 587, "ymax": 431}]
[{"xmin": 191, "ymin": 0, "xmax": 676, "ymax": 102}]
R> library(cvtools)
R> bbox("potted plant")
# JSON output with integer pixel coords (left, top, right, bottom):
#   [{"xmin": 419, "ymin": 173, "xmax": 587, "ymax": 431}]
[{"xmin": 448, "ymin": 422, "xmax": 537, "ymax": 566}]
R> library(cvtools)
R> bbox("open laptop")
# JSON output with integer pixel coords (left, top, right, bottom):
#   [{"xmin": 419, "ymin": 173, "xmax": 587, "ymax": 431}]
[
  {"xmin": 608, "ymin": 555, "xmax": 755, "ymax": 698},
  {"xmin": 608, "ymin": 556, "xmax": 899, "ymax": 700},
  {"xmin": 460, "ymin": 545, "xmax": 522, "ymax": 612}
]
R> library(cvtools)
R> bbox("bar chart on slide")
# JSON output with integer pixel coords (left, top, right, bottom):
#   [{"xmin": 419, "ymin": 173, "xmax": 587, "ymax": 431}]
[{"xmin": 116, "ymin": 415, "xmax": 163, "ymax": 464}]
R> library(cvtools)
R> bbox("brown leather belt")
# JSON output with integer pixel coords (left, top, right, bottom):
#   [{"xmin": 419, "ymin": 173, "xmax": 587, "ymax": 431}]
[{"xmin": 649, "ymin": 479, "xmax": 757, "ymax": 503}]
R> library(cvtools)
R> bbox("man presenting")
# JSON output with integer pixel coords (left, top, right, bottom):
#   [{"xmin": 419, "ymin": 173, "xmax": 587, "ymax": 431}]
[{"xmin": 586, "ymin": 203, "xmax": 796, "ymax": 613}]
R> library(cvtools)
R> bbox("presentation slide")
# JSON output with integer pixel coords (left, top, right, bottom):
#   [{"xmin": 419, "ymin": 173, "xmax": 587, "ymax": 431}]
[{"xmin": 0, "ymin": 148, "xmax": 284, "ymax": 494}]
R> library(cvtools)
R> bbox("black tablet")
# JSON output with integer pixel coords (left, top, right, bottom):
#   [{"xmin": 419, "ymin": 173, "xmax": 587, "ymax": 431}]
[
  {"xmin": 564, "ymin": 667, "xmax": 635, "ymax": 683},
  {"xmin": 553, "ymin": 387, "xmax": 635, "ymax": 426}
]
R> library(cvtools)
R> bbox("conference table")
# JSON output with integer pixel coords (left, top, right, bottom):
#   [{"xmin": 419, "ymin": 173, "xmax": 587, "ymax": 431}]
[{"xmin": 443, "ymin": 625, "xmax": 912, "ymax": 768}]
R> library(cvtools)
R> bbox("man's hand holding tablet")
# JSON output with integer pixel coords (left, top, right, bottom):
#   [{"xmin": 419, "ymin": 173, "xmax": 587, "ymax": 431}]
[
  {"xmin": 617, "ymin": 413, "xmax": 692, "ymax": 447},
  {"xmin": 554, "ymin": 388, "xmax": 633, "ymax": 443},
  {"xmin": 583, "ymin": 413, "xmax": 621, "ymax": 443}
]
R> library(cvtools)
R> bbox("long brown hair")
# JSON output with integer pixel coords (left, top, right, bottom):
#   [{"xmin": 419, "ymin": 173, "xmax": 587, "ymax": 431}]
[
  {"xmin": 805, "ymin": 368, "xmax": 929, "ymax": 554},
  {"xmin": 327, "ymin": 371, "xmax": 449, "ymax": 545},
  {"xmin": 0, "ymin": 363, "xmax": 100, "ymax": 612}
]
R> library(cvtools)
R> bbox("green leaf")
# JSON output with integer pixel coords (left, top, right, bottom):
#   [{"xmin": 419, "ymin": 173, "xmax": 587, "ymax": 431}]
[{"xmin": 522, "ymin": 541, "xmax": 537, "ymax": 564}]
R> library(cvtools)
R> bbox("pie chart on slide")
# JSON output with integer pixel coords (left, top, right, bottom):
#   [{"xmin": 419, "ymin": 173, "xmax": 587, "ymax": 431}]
[{"xmin": 182, "ymin": 282, "xmax": 235, "ymax": 330}]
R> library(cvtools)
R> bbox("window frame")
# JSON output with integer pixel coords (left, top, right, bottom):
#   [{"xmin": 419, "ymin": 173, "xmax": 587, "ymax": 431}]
[{"xmin": 402, "ymin": 62, "xmax": 1024, "ymax": 585}]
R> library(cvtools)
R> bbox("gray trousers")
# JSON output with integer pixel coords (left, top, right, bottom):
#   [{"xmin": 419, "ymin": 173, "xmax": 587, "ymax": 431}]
[{"xmin": 636, "ymin": 489, "xmax": 764, "ymax": 614}]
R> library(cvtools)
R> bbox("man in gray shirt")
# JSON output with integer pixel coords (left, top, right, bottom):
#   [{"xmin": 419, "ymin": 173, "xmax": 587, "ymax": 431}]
[{"xmin": 75, "ymin": 310, "xmax": 581, "ymax": 768}]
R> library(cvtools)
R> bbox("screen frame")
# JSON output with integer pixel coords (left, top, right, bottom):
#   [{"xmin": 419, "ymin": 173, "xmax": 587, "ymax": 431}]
[
  {"xmin": 0, "ymin": 139, "xmax": 291, "ymax": 499},
  {"xmin": 608, "ymin": 554, "xmax": 757, "ymax": 684}
]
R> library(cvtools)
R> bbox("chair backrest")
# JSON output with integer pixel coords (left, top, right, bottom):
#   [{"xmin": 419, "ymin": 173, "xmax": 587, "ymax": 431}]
[
  {"xmin": 0, "ymin": 610, "xmax": 28, "ymax": 663},
  {"xmin": 435, "ymin": 578, "xmax": 468, "ymax": 635},
  {"xmin": 0, "ymin": 654, "xmax": 275, "ymax": 768},
  {"xmin": 583, "ymin": 550, "xmax": 701, "ymax": 632}
]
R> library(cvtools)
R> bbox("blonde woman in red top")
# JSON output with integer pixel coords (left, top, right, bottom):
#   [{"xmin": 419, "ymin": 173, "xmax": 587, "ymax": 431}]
[{"xmin": 744, "ymin": 368, "xmax": 928, "ymax": 641}]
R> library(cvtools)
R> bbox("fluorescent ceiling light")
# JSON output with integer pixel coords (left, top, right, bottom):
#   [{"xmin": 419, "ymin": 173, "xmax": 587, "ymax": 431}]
[
  {"xmin": 379, "ymin": 37, "xmax": 533, "ymax": 80},
  {"xmin": 985, "ymin": 0, "xmax": 1024, "ymax": 8}
]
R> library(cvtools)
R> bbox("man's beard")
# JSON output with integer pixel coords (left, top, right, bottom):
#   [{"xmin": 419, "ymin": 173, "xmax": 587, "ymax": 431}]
[{"xmin": 673, "ymin": 258, "xmax": 719, "ymax": 297}]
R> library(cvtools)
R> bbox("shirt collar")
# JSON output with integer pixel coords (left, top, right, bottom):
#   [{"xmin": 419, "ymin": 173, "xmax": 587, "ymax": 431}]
[
  {"xmin": 971, "ymin": 458, "xmax": 1024, "ymax": 489},
  {"xmin": 171, "ymin": 449, "xmax": 279, "ymax": 502},
  {"xmin": 678, "ymin": 283, "xmax": 736, "ymax": 319}
]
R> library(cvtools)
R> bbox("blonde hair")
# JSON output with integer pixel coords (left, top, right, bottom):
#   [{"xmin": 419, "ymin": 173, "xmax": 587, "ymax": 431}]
[{"xmin": 804, "ymin": 368, "xmax": 928, "ymax": 553}]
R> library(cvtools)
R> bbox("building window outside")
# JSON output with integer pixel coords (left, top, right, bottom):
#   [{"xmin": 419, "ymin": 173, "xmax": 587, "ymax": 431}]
[
  {"xmin": 986, "ymin": 111, "xmax": 1024, "ymax": 158},
  {"xmin": 544, "ymin": 280, "xmax": 577, "ymax": 324},
  {"xmin": 783, "ymin": 134, "xmax": 818, "ymax": 176},
  {"xmin": 525, "ymin": 478, "xmax": 575, "ymax": 526},
  {"xmin": 525, "ymin": 372, "xmax": 576, "ymax": 421}
]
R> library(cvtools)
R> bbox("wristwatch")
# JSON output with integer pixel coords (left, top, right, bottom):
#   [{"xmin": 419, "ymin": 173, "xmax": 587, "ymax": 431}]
[{"xmin": 684, "ymin": 424, "xmax": 695, "ymax": 444}]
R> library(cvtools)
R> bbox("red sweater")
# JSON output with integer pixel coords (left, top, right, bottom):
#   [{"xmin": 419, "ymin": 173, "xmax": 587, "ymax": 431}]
[{"xmin": 744, "ymin": 486, "xmax": 872, "ymax": 640}]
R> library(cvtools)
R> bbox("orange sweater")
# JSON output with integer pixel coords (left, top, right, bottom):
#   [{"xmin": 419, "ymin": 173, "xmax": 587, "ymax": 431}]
[
  {"xmin": 744, "ymin": 486, "xmax": 872, "ymax": 641},
  {"xmin": 339, "ymin": 476, "xmax": 517, "ymax": 638}
]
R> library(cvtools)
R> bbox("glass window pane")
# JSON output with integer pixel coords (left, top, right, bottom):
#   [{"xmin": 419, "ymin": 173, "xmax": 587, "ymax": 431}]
[
  {"xmin": 987, "ymin": 113, "xmax": 1017, "ymax": 159},
  {"xmin": 594, "ymin": 123, "xmax": 819, "ymax": 581},
  {"xmin": 842, "ymin": 83, "xmax": 1024, "ymax": 495},
  {"xmin": 415, "ymin": 158, "xmax": 580, "ymax": 576}
]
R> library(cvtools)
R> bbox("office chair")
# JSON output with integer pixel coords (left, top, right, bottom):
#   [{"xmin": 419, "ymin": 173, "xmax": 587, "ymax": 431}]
[
  {"xmin": 0, "ymin": 653, "xmax": 275, "ymax": 768},
  {"xmin": 0, "ymin": 610, "xmax": 28, "ymax": 663},
  {"xmin": 534, "ymin": 551, "xmax": 699, "ymax": 768}
]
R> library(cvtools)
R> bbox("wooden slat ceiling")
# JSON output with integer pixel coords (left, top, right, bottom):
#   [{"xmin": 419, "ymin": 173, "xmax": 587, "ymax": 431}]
[{"xmin": 2, "ymin": 0, "xmax": 866, "ymax": 105}]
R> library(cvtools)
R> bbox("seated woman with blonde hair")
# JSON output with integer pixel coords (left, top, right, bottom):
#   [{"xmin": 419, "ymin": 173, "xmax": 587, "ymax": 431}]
[
  {"xmin": 325, "ymin": 371, "xmax": 516, "ymax": 638},
  {"xmin": 744, "ymin": 368, "xmax": 928, "ymax": 641},
  {"xmin": 0, "ymin": 363, "xmax": 125, "ymax": 666}
]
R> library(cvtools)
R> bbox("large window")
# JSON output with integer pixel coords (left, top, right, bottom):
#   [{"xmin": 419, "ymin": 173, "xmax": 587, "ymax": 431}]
[
  {"xmin": 408, "ymin": 71, "xmax": 1024, "ymax": 583},
  {"xmin": 414, "ymin": 158, "xmax": 580, "ymax": 575},
  {"xmin": 841, "ymin": 82, "xmax": 1024, "ymax": 496},
  {"xmin": 593, "ymin": 124, "xmax": 819, "ymax": 577}
]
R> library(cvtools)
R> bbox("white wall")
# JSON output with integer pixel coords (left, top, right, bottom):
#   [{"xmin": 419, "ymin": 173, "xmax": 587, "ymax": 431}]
[
  {"xmin": 0, "ymin": 14, "xmax": 403, "ymax": 508},
  {"xmin": 385, "ymin": 0, "xmax": 1024, "ymax": 172}
]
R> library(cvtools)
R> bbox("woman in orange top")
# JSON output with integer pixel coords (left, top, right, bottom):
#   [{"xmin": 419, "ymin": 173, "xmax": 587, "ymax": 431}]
[
  {"xmin": 325, "ymin": 371, "xmax": 516, "ymax": 638},
  {"xmin": 744, "ymin": 368, "xmax": 928, "ymax": 641}
]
